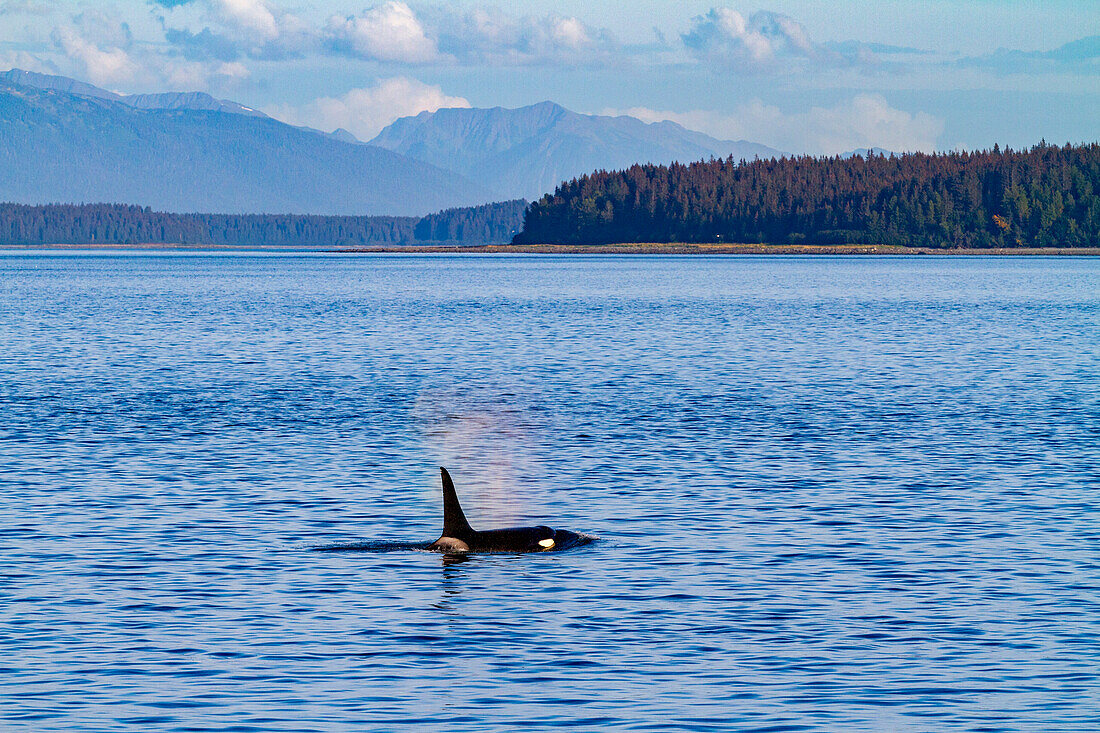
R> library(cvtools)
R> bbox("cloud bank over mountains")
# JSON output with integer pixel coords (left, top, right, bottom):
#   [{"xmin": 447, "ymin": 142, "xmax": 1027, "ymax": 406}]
[
  {"xmin": 0, "ymin": 1, "xmax": 1096, "ymax": 154},
  {"xmin": 22, "ymin": 1, "xmax": 1097, "ymax": 81},
  {"xmin": 142, "ymin": 0, "xmax": 613, "ymax": 67},
  {"xmin": 682, "ymin": 8, "xmax": 818, "ymax": 72},
  {"xmin": 612, "ymin": 95, "xmax": 944, "ymax": 156},
  {"xmin": 271, "ymin": 77, "xmax": 471, "ymax": 142}
]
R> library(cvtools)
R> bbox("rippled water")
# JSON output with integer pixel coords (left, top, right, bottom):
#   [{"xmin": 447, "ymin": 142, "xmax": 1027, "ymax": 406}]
[{"xmin": 1, "ymin": 252, "xmax": 1097, "ymax": 732}]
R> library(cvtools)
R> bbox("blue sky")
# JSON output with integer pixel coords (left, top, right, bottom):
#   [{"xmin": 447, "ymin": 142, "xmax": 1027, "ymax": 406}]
[{"xmin": 1, "ymin": 0, "xmax": 1096, "ymax": 153}]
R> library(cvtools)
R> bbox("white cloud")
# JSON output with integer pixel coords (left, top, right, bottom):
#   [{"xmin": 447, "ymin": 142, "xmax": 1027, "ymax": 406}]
[
  {"xmin": 211, "ymin": 0, "xmax": 278, "ymax": 41},
  {"xmin": 551, "ymin": 16, "xmax": 589, "ymax": 49},
  {"xmin": 160, "ymin": 0, "xmax": 316, "ymax": 61},
  {"xmin": 682, "ymin": 8, "xmax": 834, "ymax": 72},
  {"xmin": 322, "ymin": 3, "xmax": 613, "ymax": 66},
  {"xmin": 51, "ymin": 8, "xmax": 251, "ymax": 91},
  {"xmin": 52, "ymin": 25, "xmax": 141, "ymax": 86},
  {"xmin": 326, "ymin": 2, "xmax": 441, "ymax": 63},
  {"xmin": 612, "ymin": 95, "xmax": 944, "ymax": 155},
  {"xmin": 71, "ymin": 9, "xmax": 134, "ymax": 50},
  {"xmin": 0, "ymin": 49, "xmax": 57, "ymax": 74},
  {"xmin": 159, "ymin": 58, "xmax": 249, "ymax": 89},
  {"xmin": 436, "ymin": 7, "xmax": 608, "ymax": 65},
  {"xmin": 268, "ymin": 77, "xmax": 470, "ymax": 141}
]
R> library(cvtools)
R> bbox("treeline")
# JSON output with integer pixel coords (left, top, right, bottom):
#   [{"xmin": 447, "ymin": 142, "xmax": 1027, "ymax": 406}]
[
  {"xmin": 0, "ymin": 199, "xmax": 526, "ymax": 246},
  {"xmin": 514, "ymin": 142, "xmax": 1100, "ymax": 248},
  {"xmin": 415, "ymin": 199, "xmax": 526, "ymax": 243}
]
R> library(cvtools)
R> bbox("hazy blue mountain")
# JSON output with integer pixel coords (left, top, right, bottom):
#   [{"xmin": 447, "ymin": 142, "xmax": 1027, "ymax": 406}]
[
  {"xmin": 122, "ymin": 91, "xmax": 266, "ymax": 117},
  {"xmin": 0, "ymin": 69, "xmax": 266, "ymax": 117},
  {"xmin": 0, "ymin": 69, "xmax": 783, "ymax": 214},
  {"xmin": 841, "ymin": 147, "xmax": 897, "ymax": 158},
  {"xmin": 329, "ymin": 127, "xmax": 362, "ymax": 144},
  {"xmin": 0, "ymin": 68, "xmax": 117, "ymax": 100},
  {"xmin": 369, "ymin": 101, "xmax": 784, "ymax": 200},
  {"xmin": 0, "ymin": 77, "xmax": 492, "ymax": 215}
]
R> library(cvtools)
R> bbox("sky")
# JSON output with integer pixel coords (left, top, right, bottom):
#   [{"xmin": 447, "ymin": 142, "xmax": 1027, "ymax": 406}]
[{"xmin": 0, "ymin": 0, "xmax": 1097, "ymax": 153}]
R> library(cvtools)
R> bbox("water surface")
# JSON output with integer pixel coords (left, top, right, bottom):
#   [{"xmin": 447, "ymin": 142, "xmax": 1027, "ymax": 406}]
[{"xmin": 1, "ymin": 253, "xmax": 1097, "ymax": 731}]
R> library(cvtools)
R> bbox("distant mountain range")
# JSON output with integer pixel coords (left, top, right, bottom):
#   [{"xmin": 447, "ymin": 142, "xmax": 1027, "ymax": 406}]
[
  {"xmin": 0, "ymin": 69, "xmax": 266, "ymax": 118},
  {"xmin": 369, "ymin": 102, "xmax": 783, "ymax": 201},
  {"xmin": 0, "ymin": 72, "xmax": 490, "ymax": 216},
  {"xmin": 0, "ymin": 69, "xmax": 784, "ymax": 215}
]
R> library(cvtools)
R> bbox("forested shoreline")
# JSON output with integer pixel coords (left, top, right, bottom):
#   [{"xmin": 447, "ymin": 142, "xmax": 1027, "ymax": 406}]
[
  {"xmin": 6, "ymin": 143, "xmax": 1100, "ymax": 250},
  {"xmin": 0, "ymin": 199, "xmax": 526, "ymax": 246},
  {"xmin": 515, "ymin": 143, "xmax": 1100, "ymax": 248}
]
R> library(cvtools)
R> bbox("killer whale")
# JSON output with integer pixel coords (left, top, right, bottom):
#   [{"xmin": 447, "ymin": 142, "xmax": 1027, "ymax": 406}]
[
  {"xmin": 427, "ymin": 467, "xmax": 591, "ymax": 554},
  {"xmin": 310, "ymin": 467, "xmax": 594, "ymax": 554}
]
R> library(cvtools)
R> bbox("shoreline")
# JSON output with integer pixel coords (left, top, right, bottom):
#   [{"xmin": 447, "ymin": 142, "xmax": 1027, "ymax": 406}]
[
  {"xmin": 333, "ymin": 243, "xmax": 1100, "ymax": 255},
  {"xmin": 1, "ymin": 243, "xmax": 1097, "ymax": 255}
]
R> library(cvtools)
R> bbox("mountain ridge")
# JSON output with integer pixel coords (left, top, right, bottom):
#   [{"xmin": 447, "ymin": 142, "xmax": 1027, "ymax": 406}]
[
  {"xmin": 0, "ymin": 68, "xmax": 266, "ymax": 117},
  {"xmin": 0, "ymin": 76, "xmax": 492, "ymax": 215},
  {"xmin": 369, "ymin": 101, "xmax": 784, "ymax": 201},
  {"xmin": 0, "ymin": 68, "xmax": 789, "ymax": 215}
]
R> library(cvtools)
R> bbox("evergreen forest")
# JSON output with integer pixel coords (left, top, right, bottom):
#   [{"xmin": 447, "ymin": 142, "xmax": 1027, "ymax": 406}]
[
  {"xmin": 0, "ymin": 199, "xmax": 526, "ymax": 246},
  {"xmin": 514, "ymin": 143, "xmax": 1100, "ymax": 248}
]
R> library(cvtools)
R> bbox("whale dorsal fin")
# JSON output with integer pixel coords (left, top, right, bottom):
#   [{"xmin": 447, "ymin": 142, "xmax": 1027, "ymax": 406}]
[{"xmin": 439, "ymin": 467, "xmax": 474, "ymax": 538}]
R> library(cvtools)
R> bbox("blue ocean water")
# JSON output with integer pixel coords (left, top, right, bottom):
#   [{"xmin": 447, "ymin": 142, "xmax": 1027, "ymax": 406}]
[{"xmin": 0, "ymin": 252, "xmax": 1097, "ymax": 732}]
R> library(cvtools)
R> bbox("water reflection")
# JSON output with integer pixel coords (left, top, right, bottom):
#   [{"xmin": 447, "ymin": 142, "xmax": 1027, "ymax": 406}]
[{"xmin": 440, "ymin": 552, "xmax": 472, "ymax": 567}]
